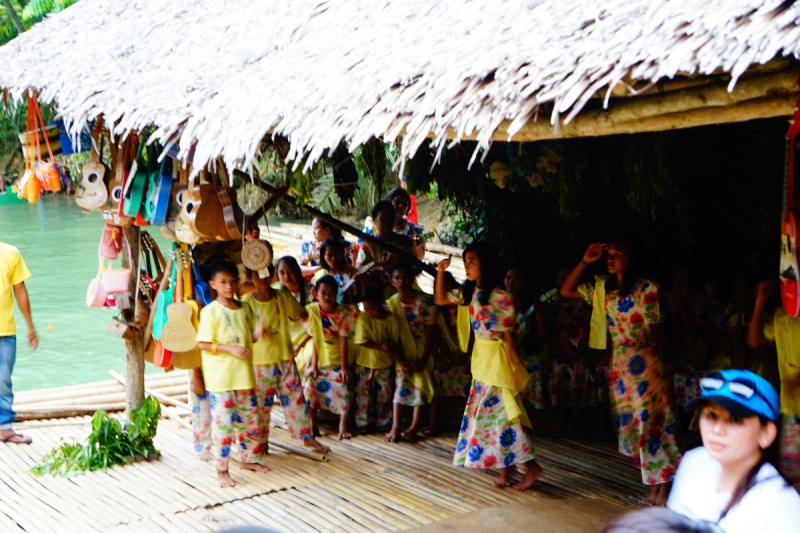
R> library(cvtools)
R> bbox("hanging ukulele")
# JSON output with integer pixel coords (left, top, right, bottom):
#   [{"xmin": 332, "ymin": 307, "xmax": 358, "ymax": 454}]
[
  {"xmin": 159, "ymin": 249, "xmax": 199, "ymax": 353},
  {"xmin": 76, "ymin": 119, "xmax": 110, "ymax": 210},
  {"xmin": 780, "ymin": 95, "xmax": 800, "ymax": 316}
]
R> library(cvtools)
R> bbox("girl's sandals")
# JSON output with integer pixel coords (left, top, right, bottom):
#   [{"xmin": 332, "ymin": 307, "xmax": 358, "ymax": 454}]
[{"xmin": 2, "ymin": 432, "xmax": 32, "ymax": 444}]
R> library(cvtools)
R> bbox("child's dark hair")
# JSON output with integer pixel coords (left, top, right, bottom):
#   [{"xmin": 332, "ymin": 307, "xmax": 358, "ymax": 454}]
[
  {"xmin": 443, "ymin": 271, "xmax": 459, "ymax": 289},
  {"xmin": 319, "ymin": 238, "xmax": 346, "ymax": 271},
  {"xmin": 460, "ymin": 241, "xmax": 501, "ymax": 307},
  {"xmin": 314, "ymin": 217, "xmax": 343, "ymax": 241},
  {"xmin": 604, "ymin": 239, "xmax": 640, "ymax": 298},
  {"xmin": 371, "ymin": 200, "xmax": 395, "ymax": 221},
  {"xmin": 209, "ymin": 260, "xmax": 239, "ymax": 280},
  {"xmin": 276, "ymin": 256, "xmax": 308, "ymax": 305},
  {"xmin": 389, "ymin": 260, "xmax": 415, "ymax": 277},
  {"xmin": 315, "ymin": 274, "xmax": 339, "ymax": 292},
  {"xmin": 361, "ymin": 285, "xmax": 385, "ymax": 304},
  {"xmin": 385, "ymin": 188, "xmax": 411, "ymax": 216}
]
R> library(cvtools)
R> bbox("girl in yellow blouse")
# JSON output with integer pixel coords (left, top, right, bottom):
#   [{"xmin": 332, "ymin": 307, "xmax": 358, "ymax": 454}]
[
  {"xmin": 243, "ymin": 268, "xmax": 330, "ymax": 455},
  {"xmin": 354, "ymin": 285, "xmax": 401, "ymax": 433},
  {"xmin": 196, "ymin": 261, "xmax": 269, "ymax": 488}
]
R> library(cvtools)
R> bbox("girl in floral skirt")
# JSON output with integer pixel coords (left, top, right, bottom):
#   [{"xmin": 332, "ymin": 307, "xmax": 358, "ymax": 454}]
[
  {"xmin": 561, "ymin": 242, "xmax": 682, "ymax": 506},
  {"xmin": 436, "ymin": 243, "xmax": 544, "ymax": 490},
  {"xmin": 243, "ymin": 268, "xmax": 330, "ymax": 455},
  {"xmin": 302, "ymin": 275, "xmax": 358, "ymax": 440},
  {"xmin": 386, "ymin": 261, "xmax": 437, "ymax": 443},
  {"xmin": 276, "ymin": 256, "xmax": 315, "ymax": 373}
]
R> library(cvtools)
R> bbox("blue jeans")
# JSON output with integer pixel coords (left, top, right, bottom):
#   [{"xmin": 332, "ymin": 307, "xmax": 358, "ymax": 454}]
[{"xmin": 0, "ymin": 335, "xmax": 16, "ymax": 429}]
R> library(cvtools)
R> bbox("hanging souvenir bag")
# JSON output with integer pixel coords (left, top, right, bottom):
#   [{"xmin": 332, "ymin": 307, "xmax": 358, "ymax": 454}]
[
  {"xmin": 101, "ymin": 229, "xmax": 133, "ymax": 295},
  {"xmin": 100, "ymin": 224, "xmax": 123, "ymax": 260},
  {"xmin": 30, "ymin": 95, "xmax": 61, "ymax": 192},
  {"xmin": 18, "ymin": 105, "xmax": 40, "ymax": 203}
]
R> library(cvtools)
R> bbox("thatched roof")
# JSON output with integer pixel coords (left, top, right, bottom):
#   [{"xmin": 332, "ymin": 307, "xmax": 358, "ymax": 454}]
[{"xmin": 1, "ymin": 0, "xmax": 800, "ymax": 173}]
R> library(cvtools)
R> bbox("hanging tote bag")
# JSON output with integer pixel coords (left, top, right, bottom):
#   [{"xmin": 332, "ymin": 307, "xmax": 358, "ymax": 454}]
[
  {"xmin": 29, "ymin": 95, "xmax": 61, "ymax": 192},
  {"xmin": 100, "ymin": 224, "xmax": 123, "ymax": 260},
  {"xmin": 101, "ymin": 229, "xmax": 133, "ymax": 294}
]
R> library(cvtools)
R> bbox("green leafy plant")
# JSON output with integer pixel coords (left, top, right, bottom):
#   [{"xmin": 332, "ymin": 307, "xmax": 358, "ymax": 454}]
[{"xmin": 29, "ymin": 396, "xmax": 162, "ymax": 478}]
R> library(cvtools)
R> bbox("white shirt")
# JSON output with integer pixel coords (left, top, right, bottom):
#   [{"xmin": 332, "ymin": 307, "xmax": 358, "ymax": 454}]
[{"xmin": 668, "ymin": 447, "xmax": 800, "ymax": 533}]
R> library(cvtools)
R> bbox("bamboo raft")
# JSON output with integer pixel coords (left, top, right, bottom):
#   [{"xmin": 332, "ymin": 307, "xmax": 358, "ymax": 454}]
[{"xmin": 1, "ymin": 371, "xmax": 642, "ymax": 532}]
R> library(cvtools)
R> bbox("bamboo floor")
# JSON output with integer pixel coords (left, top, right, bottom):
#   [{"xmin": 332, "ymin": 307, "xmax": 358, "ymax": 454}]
[{"xmin": 0, "ymin": 397, "xmax": 645, "ymax": 533}]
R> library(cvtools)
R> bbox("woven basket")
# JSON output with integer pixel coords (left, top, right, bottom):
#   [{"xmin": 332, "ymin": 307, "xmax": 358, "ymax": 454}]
[{"xmin": 241, "ymin": 239, "xmax": 273, "ymax": 271}]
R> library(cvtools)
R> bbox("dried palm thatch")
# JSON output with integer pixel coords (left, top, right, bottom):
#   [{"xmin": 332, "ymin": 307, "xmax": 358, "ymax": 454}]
[{"xmin": 1, "ymin": 0, "xmax": 799, "ymax": 176}]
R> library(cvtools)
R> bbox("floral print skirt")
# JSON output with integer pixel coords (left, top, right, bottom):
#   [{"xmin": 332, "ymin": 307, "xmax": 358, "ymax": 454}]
[
  {"xmin": 549, "ymin": 356, "xmax": 588, "ymax": 408},
  {"xmin": 209, "ymin": 389, "xmax": 261, "ymax": 471},
  {"xmin": 189, "ymin": 371, "xmax": 212, "ymax": 458},
  {"xmin": 610, "ymin": 346, "xmax": 682, "ymax": 485},
  {"xmin": 453, "ymin": 380, "xmax": 536, "ymax": 469},
  {"xmin": 302, "ymin": 365, "xmax": 352, "ymax": 415},
  {"xmin": 353, "ymin": 365, "xmax": 394, "ymax": 429},
  {"xmin": 519, "ymin": 356, "xmax": 545, "ymax": 410},
  {"xmin": 433, "ymin": 362, "xmax": 472, "ymax": 398},
  {"xmin": 254, "ymin": 361, "xmax": 313, "ymax": 443},
  {"xmin": 393, "ymin": 365, "xmax": 428, "ymax": 406},
  {"xmin": 781, "ymin": 414, "xmax": 800, "ymax": 488}
]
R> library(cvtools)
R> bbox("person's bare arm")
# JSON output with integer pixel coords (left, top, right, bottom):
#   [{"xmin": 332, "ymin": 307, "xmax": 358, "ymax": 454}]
[
  {"xmin": 12, "ymin": 281, "xmax": 37, "ymax": 351},
  {"xmin": 197, "ymin": 342, "xmax": 251, "ymax": 360},
  {"xmin": 339, "ymin": 335, "xmax": 352, "ymax": 383},
  {"xmin": 748, "ymin": 281, "xmax": 776, "ymax": 348},
  {"xmin": 561, "ymin": 243, "xmax": 607, "ymax": 300},
  {"xmin": 435, "ymin": 256, "xmax": 452, "ymax": 306}
]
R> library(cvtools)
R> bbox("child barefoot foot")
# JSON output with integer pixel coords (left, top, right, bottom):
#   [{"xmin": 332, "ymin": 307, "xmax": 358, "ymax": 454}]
[
  {"xmin": 494, "ymin": 465, "xmax": 515, "ymax": 487},
  {"xmin": 217, "ymin": 470, "xmax": 236, "ymax": 488},
  {"xmin": 198, "ymin": 449, "xmax": 212, "ymax": 462},
  {"xmin": 239, "ymin": 462, "xmax": 271, "ymax": 473},
  {"xmin": 384, "ymin": 427, "xmax": 401, "ymax": 443},
  {"xmin": 338, "ymin": 416, "xmax": 352, "ymax": 440},
  {"xmin": 400, "ymin": 430, "xmax": 417, "ymax": 443},
  {"xmin": 640, "ymin": 482, "xmax": 671, "ymax": 506},
  {"xmin": 512, "ymin": 459, "xmax": 543, "ymax": 490},
  {"xmin": 303, "ymin": 438, "xmax": 331, "ymax": 453}
]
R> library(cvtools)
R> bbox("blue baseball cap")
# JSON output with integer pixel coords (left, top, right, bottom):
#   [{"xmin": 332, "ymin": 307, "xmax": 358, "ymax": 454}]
[{"xmin": 686, "ymin": 369, "xmax": 780, "ymax": 422}]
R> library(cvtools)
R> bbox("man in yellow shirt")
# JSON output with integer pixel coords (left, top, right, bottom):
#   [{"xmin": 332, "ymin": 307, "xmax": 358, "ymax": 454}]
[
  {"xmin": 748, "ymin": 280, "xmax": 800, "ymax": 488},
  {"xmin": 0, "ymin": 242, "xmax": 38, "ymax": 444}
]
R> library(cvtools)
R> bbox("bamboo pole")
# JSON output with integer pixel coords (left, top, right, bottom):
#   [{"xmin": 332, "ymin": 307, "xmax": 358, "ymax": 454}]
[
  {"xmin": 123, "ymin": 226, "xmax": 144, "ymax": 416},
  {"xmin": 234, "ymin": 170, "xmax": 437, "ymax": 277}
]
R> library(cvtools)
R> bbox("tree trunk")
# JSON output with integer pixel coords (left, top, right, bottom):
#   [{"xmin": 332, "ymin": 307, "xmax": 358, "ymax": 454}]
[
  {"xmin": 122, "ymin": 226, "xmax": 144, "ymax": 416},
  {"xmin": 1, "ymin": 0, "xmax": 25, "ymax": 34}
]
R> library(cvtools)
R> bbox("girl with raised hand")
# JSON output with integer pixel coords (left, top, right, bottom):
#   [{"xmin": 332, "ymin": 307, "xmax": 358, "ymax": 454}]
[
  {"xmin": 436, "ymin": 243, "xmax": 544, "ymax": 491},
  {"xmin": 301, "ymin": 275, "xmax": 358, "ymax": 440},
  {"xmin": 276, "ymin": 256, "xmax": 315, "ymax": 373},
  {"xmin": 561, "ymin": 241, "xmax": 682, "ymax": 505},
  {"xmin": 667, "ymin": 369, "xmax": 800, "ymax": 532}
]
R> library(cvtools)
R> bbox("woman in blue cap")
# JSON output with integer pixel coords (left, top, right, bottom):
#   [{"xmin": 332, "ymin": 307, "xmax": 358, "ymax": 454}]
[{"xmin": 667, "ymin": 369, "xmax": 800, "ymax": 532}]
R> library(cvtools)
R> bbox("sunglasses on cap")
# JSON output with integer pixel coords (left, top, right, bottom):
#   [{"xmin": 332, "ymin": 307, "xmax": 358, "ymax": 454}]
[{"xmin": 699, "ymin": 373, "xmax": 778, "ymax": 420}]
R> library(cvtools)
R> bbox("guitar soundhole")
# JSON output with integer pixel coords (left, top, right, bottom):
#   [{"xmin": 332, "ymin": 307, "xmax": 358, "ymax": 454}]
[
  {"xmin": 185, "ymin": 201, "xmax": 195, "ymax": 215},
  {"xmin": 87, "ymin": 172, "xmax": 99, "ymax": 185},
  {"xmin": 111, "ymin": 186, "xmax": 122, "ymax": 202},
  {"xmin": 176, "ymin": 190, "xmax": 186, "ymax": 207}
]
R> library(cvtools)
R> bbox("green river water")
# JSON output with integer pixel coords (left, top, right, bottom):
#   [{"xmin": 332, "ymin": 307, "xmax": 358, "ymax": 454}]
[{"xmin": 1, "ymin": 196, "xmax": 171, "ymax": 392}]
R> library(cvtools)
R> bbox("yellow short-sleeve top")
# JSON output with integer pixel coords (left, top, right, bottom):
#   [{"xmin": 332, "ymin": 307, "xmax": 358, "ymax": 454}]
[
  {"xmin": 196, "ymin": 300, "xmax": 256, "ymax": 392},
  {"xmin": 243, "ymin": 290, "xmax": 305, "ymax": 366},
  {"xmin": 355, "ymin": 312, "xmax": 400, "ymax": 369}
]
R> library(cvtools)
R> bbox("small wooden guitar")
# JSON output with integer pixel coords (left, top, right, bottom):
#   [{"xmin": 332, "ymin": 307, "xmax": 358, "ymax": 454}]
[
  {"xmin": 160, "ymin": 249, "xmax": 199, "ymax": 353},
  {"xmin": 123, "ymin": 130, "xmax": 150, "ymax": 218},
  {"xmin": 183, "ymin": 168, "xmax": 227, "ymax": 241},
  {"xmin": 103, "ymin": 137, "xmax": 135, "ymax": 227},
  {"xmin": 76, "ymin": 121, "xmax": 109, "ymax": 210},
  {"xmin": 215, "ymin": 163, "xmax": 244, "ymax": 240},
  {"xmin": 172, "ymin": 246, "xmax": 202, "ymax": 369},
  {"xmin": 148, "ymin": 157, "xmax": 173, "ymax": 227}
]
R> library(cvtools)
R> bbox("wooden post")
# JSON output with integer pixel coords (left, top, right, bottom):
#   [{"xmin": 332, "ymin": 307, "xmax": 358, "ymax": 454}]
[
  {"xmin": 233, "ymin": 170, "xmax": 438, "ymax": 277},
  {"xmin": 122, "ymin": 226, "xmax": 145, "ymax": 416}
]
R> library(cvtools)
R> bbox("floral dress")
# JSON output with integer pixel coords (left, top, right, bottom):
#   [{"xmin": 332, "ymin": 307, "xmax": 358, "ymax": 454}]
[
  {"xmin": 391, "ymin": 293, "xmax": 437, "ymax": 406},
  {"xmin": 454, "ymin": 288, "xmax": 537, "ymax": 470},
  {"xmin": 548, "ymin": 297, "xmax": 591, "ymax": 408},
  {"xmin": 578, "ymin": 278, "xmax": 682, "ymax": 485},
  {"xmin": 301, "ymin": 304, "xmax": 358, "ymax": 415}
]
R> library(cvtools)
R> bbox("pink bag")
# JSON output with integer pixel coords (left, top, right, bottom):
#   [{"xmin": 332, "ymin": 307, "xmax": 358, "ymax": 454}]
[
  {"xmin": 100, "ymin": 224, "xmax": 122, "ymax": 260},
  {"xmin": 102, "ymin": 229, "xmax": 132, "ymax": 294},
  {"xmin": 87, "ymin": 228, "xmax": 132, "ymax": 307}
]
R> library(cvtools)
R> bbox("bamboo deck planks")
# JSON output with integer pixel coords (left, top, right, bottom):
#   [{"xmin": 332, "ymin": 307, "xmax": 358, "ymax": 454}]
[{"xmin": 0, "ymin": 399, "xmax": 642, "ymax": 531}]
